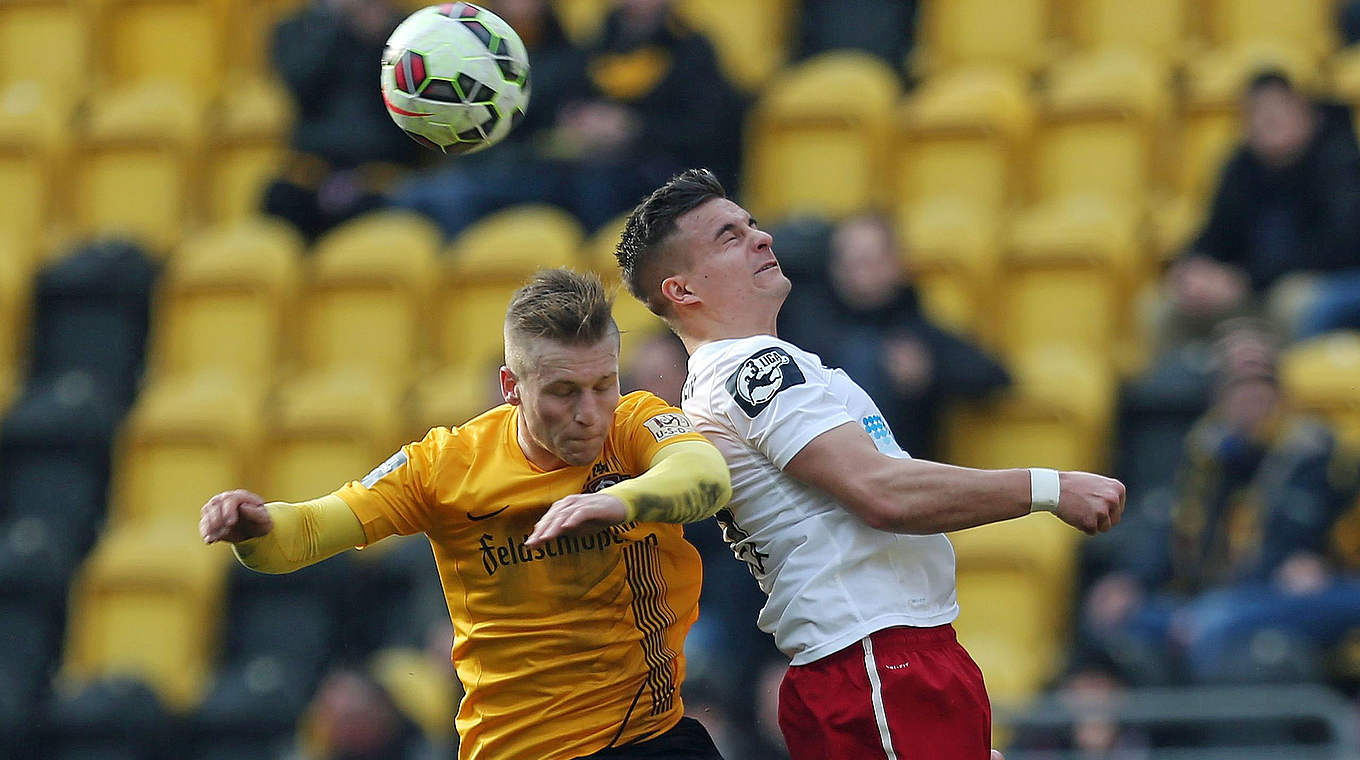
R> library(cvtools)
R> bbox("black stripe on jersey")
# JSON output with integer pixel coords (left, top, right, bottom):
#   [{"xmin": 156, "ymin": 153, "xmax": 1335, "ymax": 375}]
[{"xmin": 623, "ymin": 538, "xmax": 678, "ymax": 715}]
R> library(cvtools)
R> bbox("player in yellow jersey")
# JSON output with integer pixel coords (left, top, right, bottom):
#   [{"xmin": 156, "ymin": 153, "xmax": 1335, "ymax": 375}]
[{"xmin": 198, "ymin": 268, "xmax": 732, "ymax": 760}]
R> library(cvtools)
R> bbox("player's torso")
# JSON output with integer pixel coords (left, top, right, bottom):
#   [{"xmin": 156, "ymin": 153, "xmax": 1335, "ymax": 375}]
[
  {"xmin": 684, "ymin": 338, "xmax": 959, "ymax": 664},
  {"xmin": 430, "ymin": 408, "xmax": 701, "ymax": 760}
]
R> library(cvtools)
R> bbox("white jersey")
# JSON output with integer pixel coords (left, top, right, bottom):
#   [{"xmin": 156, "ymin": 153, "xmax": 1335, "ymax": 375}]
[{"xmin": 683, "ymin": 335, "xmax": 959, "ymax": 666}]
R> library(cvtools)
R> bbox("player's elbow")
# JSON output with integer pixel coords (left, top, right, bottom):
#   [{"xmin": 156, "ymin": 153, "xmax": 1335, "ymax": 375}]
[{"xmin": 838, "ymin": 480, "xmax": 906, "ymax": 533}]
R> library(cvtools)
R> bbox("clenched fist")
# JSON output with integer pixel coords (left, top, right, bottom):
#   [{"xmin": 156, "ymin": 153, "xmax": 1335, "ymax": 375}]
[
  {"xmin": 1054, "ymin": 472, "xmax": 1125, "ymax": 535},
  {"xmin": 200, "ymin": 489, "xmax": 274, "ymax": 544}
]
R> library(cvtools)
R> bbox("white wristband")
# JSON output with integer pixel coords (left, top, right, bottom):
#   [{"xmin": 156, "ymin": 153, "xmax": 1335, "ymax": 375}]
[{"xmin": 1029, "ymin": 468, "xmax": 1061, "ymax": 513}]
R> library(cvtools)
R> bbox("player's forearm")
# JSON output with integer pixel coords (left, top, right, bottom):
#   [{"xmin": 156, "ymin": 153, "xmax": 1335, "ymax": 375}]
[
  {"xmin": 232, "ymin": 494, "xmax": 366, "ymax": 574},
  {"xmin": 602, "ymin": 441, "xmax": 732, "ymax": 524},
  {"xmin": 864, "ymin": 460, "xmax": 1032, "ymax": 534}
]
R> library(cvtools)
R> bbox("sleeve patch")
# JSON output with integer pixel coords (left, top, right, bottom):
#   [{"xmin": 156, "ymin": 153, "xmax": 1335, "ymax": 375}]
[
  {"xmin": 361, "ymin": 450, "xmax": 409, "ymax": 488},
  {"xmin": 643, "ymin": 412, "xmax": 696, "ymax": 442},
  {"xmin": 724, "ymin": 346, "xmax": 806, "ymax": 417}
]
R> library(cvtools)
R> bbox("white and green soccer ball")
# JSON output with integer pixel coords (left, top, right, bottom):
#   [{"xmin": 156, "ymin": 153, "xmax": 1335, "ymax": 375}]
[{"xmin": 380, "ymin": 3, "xmax": 531, "ymax": 154}]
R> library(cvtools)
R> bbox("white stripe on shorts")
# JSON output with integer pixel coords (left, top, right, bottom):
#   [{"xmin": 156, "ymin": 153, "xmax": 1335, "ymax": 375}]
[{"xmin": 861, "ymin": 637, "xmax": 900, "ymax": 760}]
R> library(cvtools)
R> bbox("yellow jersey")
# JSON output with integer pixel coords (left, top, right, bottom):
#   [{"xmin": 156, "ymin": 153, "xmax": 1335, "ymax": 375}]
[{"xmin": 333, "ymin": 391, "xmax": 710, "ymax": 760}]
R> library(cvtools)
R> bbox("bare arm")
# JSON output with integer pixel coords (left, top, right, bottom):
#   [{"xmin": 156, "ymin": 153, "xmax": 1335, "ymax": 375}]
[{"xmin": 784, "ymin": 422, "xmax": 1125, "ymax": 535}]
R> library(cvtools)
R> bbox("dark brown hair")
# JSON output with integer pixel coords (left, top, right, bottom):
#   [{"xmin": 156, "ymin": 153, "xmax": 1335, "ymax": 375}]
[{"xmin": 616, "ymin": 168, "xmax": 727, "ymax": 316}]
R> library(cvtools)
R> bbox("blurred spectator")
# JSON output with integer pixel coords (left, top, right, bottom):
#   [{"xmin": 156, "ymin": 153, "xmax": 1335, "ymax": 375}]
[
  {"xmin": 290, "ymin": 666, "xmax": 435, "ymax": 760},
  {"xmin": 1008, "ymin": 650, "xmax": 1152, "ymax": 760},
  {"xmin": 780, "ymin": 213, "xmax": 1011, "ymax": 459},
  {"xmin": 1082, "ymin": 319, "xmax": 1360, "ymax": 684},
  {"xmin": 621, "ymin": 329, "xmax": 688, "ymax": 404},
  {"xmin": 1159, "ymin": 71, "xmax": 1360, "ymax": 350},
  {"xmin": 795, "ymin": 0, "xmax": 917, "ymax": 70},
  {"xmin": 392, "ymin": 0, "xmax": 744, "ymax": 236},
  {"xmin": 264, "ymin": 0, "xmax": 423, "ymax": 241}
]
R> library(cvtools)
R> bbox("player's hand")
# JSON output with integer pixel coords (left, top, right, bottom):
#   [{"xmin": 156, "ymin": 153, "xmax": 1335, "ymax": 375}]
[
  {"xmin": 526, "ymin": 493, "xmax": 629, "ymax": 548},
  {"xmin": 200, "ymin": 489, "xmax": 274, "ymax": 544},
  {"xmin": 1054, "ymin": 472, "xmax": 1125, "ymax": 536}
]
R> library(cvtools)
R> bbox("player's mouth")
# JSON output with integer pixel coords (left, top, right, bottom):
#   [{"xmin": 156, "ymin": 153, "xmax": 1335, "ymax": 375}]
[{"xmin": 755, "ymin": 261, "xmax": 780, "ymax": 275}]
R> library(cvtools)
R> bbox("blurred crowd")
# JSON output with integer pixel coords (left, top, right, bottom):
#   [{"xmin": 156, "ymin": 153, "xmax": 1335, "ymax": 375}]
[{"xmin": 7, "ymin": 0, "xmax": 1360, "ymax": 758}]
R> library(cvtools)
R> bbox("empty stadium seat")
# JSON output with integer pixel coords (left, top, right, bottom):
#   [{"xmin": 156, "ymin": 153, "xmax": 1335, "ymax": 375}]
[
  {"xmin": 205, "ymin": 77, "xmax": 293, "ymax": 223},
  {"xmin": 951, "ymin": 515, "xmax": 1081, "ymax": 703},
  {"xmin": 899, "ymin": 198, "xmax": 1003, "ymax": 341},
  {"xmin": 409, "ymin": 361, "xmax": 503, "ymax": 441},
  {"xmin": 1330, "ymin": 45, "xmax": 1360, "ymax": 112},
  {"xmin": 301, "ymin": 210, "xmax": 441, "ymax": 391},
  {"xmin": 0, "ymin": 105, "xmax": 65, "ymax": 264},
  {"xmin": 440, "ymin": 204, "xmax": 583, "ymax": 372},
  {"xmin": 0, "ymin": 0, "xmax": 90, "ymax": 92},
  {"xmin": 148, "ymin": 218, "xmax": 302, "ymax": 393},
  {"xmin": 745, "ymin": 51, "xmax": 900, "ymax": 221},
  {"xmin": 673, "ymin": 0, "xmax": 793, "ymax": 91},
  {"xmin": 578, "ymin": 212, "xmax": 630, "ymax": 286},
  {"xmin": 97, "ymin": 0, "xmax": 227, "ymax": 94},
  {"xmin": 110, "ymin": 376, "xmax": 262, "ymax": 531},
  {"xmin": 913, "ymin": 0, "xmax": 1055, "ymax": 77},
  {"xmin": 895, "ymin": 68, "xmax": 1035, "ymax": 220},
  {"xmin": 1030, "ymin": 50, "xmax": 1172, "ymax": 211},
  {"xmin": 0, "ymin": 234, "xmax": 31, "ymax": 407},
  {"xmin": 1202, "ymin": 0, "xmax": 1336, "ymax": 64},
  {"xmin": 75, "ymin": 84, "xmax": 203, "ymax": 254},
  {"xmin": 1066, "ymin": 0, "xmax": 1193, "ymax": 63},
  {"xmin": 1003, "ymin": 196, "xmax": 1143, "ymax": 364},
  {"xmin": 258, "ymin": 372, "xmax": 403, "ymax": 503},
  {"xmin": 612, "ymin": 295, "xmax": 668, "ymax": 367},
  {"xmin": 1280, "ymin": 331, "xmax": 1360, "ymax": 448},
  {"xmin": 63, "ymin": 523, "xmax": 231, "ymax": 711}
]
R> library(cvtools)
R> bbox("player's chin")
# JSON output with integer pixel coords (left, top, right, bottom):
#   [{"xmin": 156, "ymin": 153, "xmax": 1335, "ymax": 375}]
[{"xmin": 558, "ymin": 439, "xmax": 605, "ymax": 466}]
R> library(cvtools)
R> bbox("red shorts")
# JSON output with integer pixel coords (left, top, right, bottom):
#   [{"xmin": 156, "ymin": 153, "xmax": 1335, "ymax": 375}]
[{"xmin": 778, "ymin": 625, "xmax": 991, "ymax": 760}]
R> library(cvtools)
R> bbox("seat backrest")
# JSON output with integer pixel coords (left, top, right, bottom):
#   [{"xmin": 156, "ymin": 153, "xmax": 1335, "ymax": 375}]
[
  {"xmin": 100, "ymin": 0, "xmax": 225, "ymax": 90},
  {"xmin": 0, "ymin": 1, "xmax": 89, "ymax": 90},
  {"xmin": 917, "ymin": 0, "xmax": 1053, "ymax": 75},
  {"xmin": 1069, "ymin": 0, "xmax": 1190, "ymax": 60}
]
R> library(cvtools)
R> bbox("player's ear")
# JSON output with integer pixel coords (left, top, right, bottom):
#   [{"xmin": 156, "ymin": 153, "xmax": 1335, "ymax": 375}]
[
  {"xmin": 660, "ymin": 274, "xmax": 698, "ymax": 308},
  {"xmin": 499, "ymin": 366, "xmax": 521, "ymax": 405}
]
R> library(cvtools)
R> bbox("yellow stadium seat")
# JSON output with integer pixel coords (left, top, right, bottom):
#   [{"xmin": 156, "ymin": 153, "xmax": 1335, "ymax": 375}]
[
  {"xmin": 899, "ymin": 198, "xmax": 1003, "ymax": 341},
  {"xmin": 259, "ymin": 372, "xmax": 404, "ymax": 502},
  {"xmin": 1067, "ymin": 0, "xmax": 1193, "ymax": 63},
  {"xmin": 0, "ymin": 110, "xmax": 63, "ymax": 264},
  {"xmin": 301, "ymin": 210, "xmax": 441, "ymax": 390},
  {"xmin": 0, "ymin": 0, "xmax": 90, "ymax": 93},
  {"xmin": 1003, "ymin": 196, "xmax": 1143, "ymax": 362},
  {"xmin": 896, "ymin": 68, "xmax": 1035, "ymax": 220},
  {"xmin": 205, "ymin": 77, "xmax": 293, "ymax": 222},
  {"xmin": 673, "ymin": 0, "xmax": 793, "ymax": 92},
  {"xmin": 1331, "ymin": 45, "xmax": 1360, "ymax": 108},
  {"xmin": 746, "ymin": 52, "xmax": 900, "ymax": 222},
  {"xmin": 110, "ymin": 376, "xmax": 262, "ymax": 530},
  {"xmin": 553, "ymin": 0, "xmax": 609, "ymax": 44},
  {"xmin": 439, "ymin": 204, "xmax": 583, "ymax": 371},
  {"xmin": 97, "ymin": 0, "xmax": 227, "ymax": 93},
  {"xmin": 579, "ymin": 212, "xmax": 630, "ymax": 286},
  {"xmin": 408, "ymin": 361, "xmax": 504, "ymax": 441},
  {"xmin": 914, "ymin": 0, "xmax": 1055, "ymax": 77},
  {"xmin": 1202, "ymin": 0, "xmax": 1337, "ymax": 64},
  {"xmin": 1031, "ymin": 50, "xmax": 1172, "ymax": 210},
  {"xmin": 1280, "ymin": 331, "xmax": 1360, "ymax": 449},
  {"xmin": 943, "ymin": 358, "xmax": 1113, "ymax": 477},
  {"xmin": 75, "ymin": 83, "xmax": 203, "ymax": 254},
  {"xmin": 613, "ymin": 295, "xmax": 668, "ymax": 368},
  {"xmin": 222, "ymin": 0, "xmax": 302, "ymax": 77},
  {"xmin": 148, "ymin": 218, "xmax": 303, "ymax": 392},
  {"xmin": 951, "ymin": 515, "xmax": 1080, "ymax": 704},
  {"xmin": 63, "ymin": 523, "xmax": 231, "ymax": 711},
  {"xmin": 370, "ymin": 647, "xmax": 462, "ymax": 747}
]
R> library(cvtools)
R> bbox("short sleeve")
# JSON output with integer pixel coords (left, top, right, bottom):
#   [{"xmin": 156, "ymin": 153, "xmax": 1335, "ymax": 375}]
[
  {"xmin": 710, "ymin": 341, "xmax": 855, "ymax": 469},
  {"xmin": 332, "ymin": 427, "xmax": 452, "ymax": 544},
  {"xmin": 616, "ymin": 392, "xmax": 711, "ymax": 471}
]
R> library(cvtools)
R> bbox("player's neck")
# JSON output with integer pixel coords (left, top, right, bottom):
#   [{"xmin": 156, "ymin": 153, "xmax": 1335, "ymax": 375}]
[{"xmin": 678, "ymin": 312, "xmax": 780, "ymax": 355}]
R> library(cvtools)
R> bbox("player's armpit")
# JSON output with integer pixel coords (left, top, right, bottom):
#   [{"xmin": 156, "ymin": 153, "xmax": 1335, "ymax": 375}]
[
  {"xmin": 603, "ymin": 440, "xmax": 732, "ymax": 524},
  {"xmin": 232, "ymin": 494, "xmax": 367, "ymax": 574}
]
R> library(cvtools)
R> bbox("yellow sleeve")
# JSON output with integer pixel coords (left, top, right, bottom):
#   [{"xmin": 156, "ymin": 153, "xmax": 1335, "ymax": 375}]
[
  {"xmin": 333, "ymin": 428, "xmax": 454, "ymax": 544},
  {"xmin": 232, "ymin": 494, "xmax": 366, "ymax": 574},
  {"xmin": 602, "ymin": 440, "xmax": 732, "ymax": 524}
]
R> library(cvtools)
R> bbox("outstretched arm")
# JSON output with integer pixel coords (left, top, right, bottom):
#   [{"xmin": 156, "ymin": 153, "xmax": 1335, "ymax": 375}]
[
  {"xmin": 526, "ymin": 440, "xmax": 732, "ymax": 547},
  {"xmin": 783, "ymin": 423, "xmax": 1125, "ymax": 535},
  {"xmin": 200, "ymin": 490, "xmax": 367, "ymax": 574}
]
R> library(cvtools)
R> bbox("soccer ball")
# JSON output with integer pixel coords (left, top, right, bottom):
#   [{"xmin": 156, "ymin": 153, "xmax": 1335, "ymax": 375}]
[{"xmin": 380, "ymin": 3, "xmax": 531, "ymax": 154}]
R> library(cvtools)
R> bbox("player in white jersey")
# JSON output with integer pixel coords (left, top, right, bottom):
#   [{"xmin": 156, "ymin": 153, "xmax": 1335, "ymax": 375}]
[{"xmin": 614, "ymin": 169, "xmax": 1125, "ymax": 760}]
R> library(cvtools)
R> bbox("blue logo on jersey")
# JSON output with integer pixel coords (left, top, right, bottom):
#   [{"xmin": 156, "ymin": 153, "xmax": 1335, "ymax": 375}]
[{"xmin": 862, "ymin": 415, "xmax": 891, "ymax": 442}]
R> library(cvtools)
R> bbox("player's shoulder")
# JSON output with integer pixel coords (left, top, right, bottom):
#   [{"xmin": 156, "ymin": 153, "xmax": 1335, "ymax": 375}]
[
  {"xmin": 436, "ymin": 404, "xmax": 514, "ymax": 455},
  {"xmin": 694, "ymin": 335, "xmax": 815, "ymax": 373},
  {"xmin": 614, "ymin": 389, "xmax": 677, "ymax": 421},
  {"xmin": 689, "ymin": 336, "xmax": 821, "ymax": 419}
]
